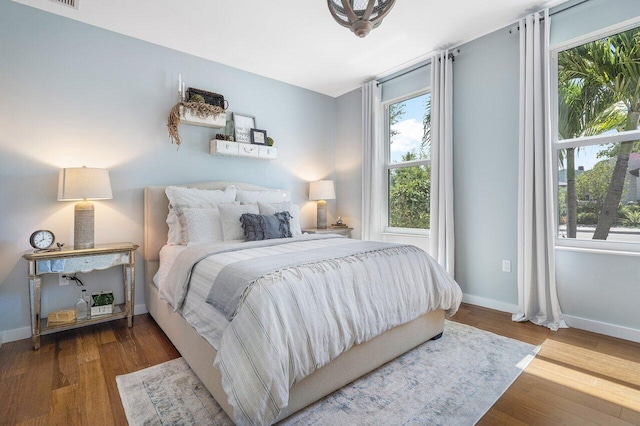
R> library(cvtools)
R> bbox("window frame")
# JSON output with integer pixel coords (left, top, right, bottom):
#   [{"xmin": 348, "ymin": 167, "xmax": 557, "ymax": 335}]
[
  {"xmin": 550, "ymin": 17, "xmax": 640, "ymax": 253},
  {"xmin": 382, "ymin": 87, "xmax": 432, "ymax": 236}
]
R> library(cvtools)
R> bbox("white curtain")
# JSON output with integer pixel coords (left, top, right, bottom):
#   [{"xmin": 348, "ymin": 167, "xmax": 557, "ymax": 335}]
[
  {"xmin": 361, "ymin": 80, "xmax": 383, "ymax": 241},
  {"xmin": 513, "ymin": 11, "xmax": 567, "ymax": 331},
  {"xmin": 430, "ymin": 51, "xmax": 455, "ymax": 276}
]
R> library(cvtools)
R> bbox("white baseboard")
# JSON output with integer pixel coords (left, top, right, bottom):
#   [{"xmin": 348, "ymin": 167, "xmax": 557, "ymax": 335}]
[
  {"xmin": 0, "ymin": 303, "xmax": 149, "ymax": 345},
  {"xmin": 563, "ymin": 314, "xmax": 640, "ymax": 343},
  {"xmin": 1, "ymin": 326, "xmax": 31, "ymax": 345},
  {"xmin": 134, "ymin": 303, "xmax": 148, "ymax": 315},
  {"xmin": 462, "ymin": 293, "xmax": 519, "ymax": 314},
  {"xmin": 462, "ymin": 293, "xmax": 640, "ymax": 343}
]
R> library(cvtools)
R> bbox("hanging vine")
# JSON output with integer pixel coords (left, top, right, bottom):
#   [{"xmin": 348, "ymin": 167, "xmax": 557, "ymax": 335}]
[{"xmin": 167, "ymin": 101, "xmax": 225, "ymax": 147}]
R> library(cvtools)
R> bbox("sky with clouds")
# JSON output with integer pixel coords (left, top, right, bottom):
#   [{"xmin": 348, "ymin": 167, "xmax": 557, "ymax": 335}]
[{"xmin": 389, "ymin": 93, "xmax": 430, "ymax": 163}]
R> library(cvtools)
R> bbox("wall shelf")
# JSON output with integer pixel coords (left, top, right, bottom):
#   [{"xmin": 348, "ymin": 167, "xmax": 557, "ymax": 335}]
[
  {"xmin": 210, "ymin": 140, "xmax": 277, "ymax": 160},
  {"xmin": 179, "ymin": 106, "xmax": 226, "ymax": 128}
]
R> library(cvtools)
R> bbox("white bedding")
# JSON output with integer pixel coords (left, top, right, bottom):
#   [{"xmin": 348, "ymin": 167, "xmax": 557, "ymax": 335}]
[
  {"xmin": 153, "ymin": 237, "xmax": 357, "ymax": 350},
  {"xmin": 163, "ymin": 236, "xmax": 463, "ymax": 425},
  {"xmin": 155, "ymin": 242, "xmax": 233, "ymax": 349}
]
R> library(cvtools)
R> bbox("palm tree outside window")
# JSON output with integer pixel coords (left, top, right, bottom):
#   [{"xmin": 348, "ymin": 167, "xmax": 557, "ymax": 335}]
[{"xmin": 554, "ymin": 24, "xmax": 640, "ymax": 245}]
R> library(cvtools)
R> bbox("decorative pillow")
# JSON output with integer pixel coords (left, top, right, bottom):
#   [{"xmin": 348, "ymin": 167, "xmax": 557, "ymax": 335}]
[
  {"xmin": 165, "ymin": 185, "xmax": 237, "ymax": 245},
  {"xmin": 258, "ymin": 202, "xmax": 302, "ymax": 237},
  {"xmin": 218, "ymin": 203, "xmax": 260, "ymax": 241},
  {"xmin": 240, "ymin": 212, "xmax": 292, "ymax": 242},
  {"xmin": 183, "ymin": 208, "xmax": 224, "ymax": 246},
  {"xmin": 236, "ymin": 189, "xmax": 290, "ymax": 204}
]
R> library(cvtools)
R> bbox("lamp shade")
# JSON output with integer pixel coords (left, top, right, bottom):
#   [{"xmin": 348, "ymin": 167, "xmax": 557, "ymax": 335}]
[
  {"xmin": 309, "ymin": 180, "xmax": 335, "ymax": 201},
  {"xmin": 58, "ymin": 167, "xmax": 112, "ymax": 201}
]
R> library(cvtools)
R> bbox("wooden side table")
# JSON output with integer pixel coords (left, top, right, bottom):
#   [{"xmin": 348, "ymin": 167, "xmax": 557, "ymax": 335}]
[
  {"xmin": 303, "ymin": 227, "xmax": 354, "ymax": 238},
  {"xmin": 23, "ymin": 242, "xmax": 138, "ymax": 350}
]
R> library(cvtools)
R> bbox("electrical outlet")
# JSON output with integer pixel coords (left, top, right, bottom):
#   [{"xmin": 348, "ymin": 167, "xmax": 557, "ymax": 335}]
[
  {"xmin": 502, "ymin": 260, "xmax": 511, "ymax": 273},
  {"xmin": 58, "ymin": 274, "xmax": 69, "ymax": 286}
]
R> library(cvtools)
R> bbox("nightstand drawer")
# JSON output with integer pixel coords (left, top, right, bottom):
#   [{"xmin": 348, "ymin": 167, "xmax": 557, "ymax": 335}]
[
  {"xmin": 302, "ymin": 227, "xmax": 354, "ymax": 238},
  {"xmin": 35, "ymin": 252, "xmax": 130, "ymax": 274}
]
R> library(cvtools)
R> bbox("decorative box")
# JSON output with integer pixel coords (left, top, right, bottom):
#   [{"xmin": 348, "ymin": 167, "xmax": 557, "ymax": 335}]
[
  {"xmin": 48, "ymin": 308, "xmax": 76, "ymax": 325},
  {"xmin": 91, "ymin": 290, "xmax": 115, "ymax": 316}
]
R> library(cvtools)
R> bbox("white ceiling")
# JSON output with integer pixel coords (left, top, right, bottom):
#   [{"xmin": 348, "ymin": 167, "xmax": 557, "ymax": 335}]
[{"xmin": 14, "ymin": 0, "xmax": 565, "ymax": 97}]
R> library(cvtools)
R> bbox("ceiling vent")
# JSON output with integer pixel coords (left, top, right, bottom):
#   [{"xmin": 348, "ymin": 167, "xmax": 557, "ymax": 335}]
[{"xmin": 49, "ymin": 0, "xmax": 78, "ymax": 9}]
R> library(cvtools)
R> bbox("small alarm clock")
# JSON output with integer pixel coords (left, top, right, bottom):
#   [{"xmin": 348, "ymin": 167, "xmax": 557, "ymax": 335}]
[{"xmin": 29, "ymin": 230, "xmax": 55, "ymax": 250}]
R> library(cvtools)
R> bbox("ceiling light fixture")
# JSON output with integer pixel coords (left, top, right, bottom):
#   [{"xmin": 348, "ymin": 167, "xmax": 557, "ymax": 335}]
[{"xmin": 327, "ymin": 0, "xmax": 396, "ymax": 38}]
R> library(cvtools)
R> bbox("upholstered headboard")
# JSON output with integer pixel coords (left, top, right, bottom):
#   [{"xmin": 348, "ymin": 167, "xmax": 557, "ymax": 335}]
[{"xmin": 143, "ymin": 181, "xmax": 271, "ymax": 287}]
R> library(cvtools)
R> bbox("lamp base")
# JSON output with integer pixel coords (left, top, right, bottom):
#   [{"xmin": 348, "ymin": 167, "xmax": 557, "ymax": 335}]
[
  {"xmin": 316, "ymin": 199, "xmax": 328, "ymax": 229},
  {"xmin": 74, "ymin": 201, "xmax": 94, "ymax": 249}
]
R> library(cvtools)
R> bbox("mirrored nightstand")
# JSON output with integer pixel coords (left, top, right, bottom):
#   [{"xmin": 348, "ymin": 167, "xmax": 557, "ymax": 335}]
[{"xmin": 302, "ymin": 227, "xmax": 353, "ymax": 238}]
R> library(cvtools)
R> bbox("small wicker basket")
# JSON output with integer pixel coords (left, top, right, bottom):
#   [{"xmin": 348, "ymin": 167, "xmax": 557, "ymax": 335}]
[{"xmin": 186, "ymin": 87, "xmax": 229, "ymax": 109}]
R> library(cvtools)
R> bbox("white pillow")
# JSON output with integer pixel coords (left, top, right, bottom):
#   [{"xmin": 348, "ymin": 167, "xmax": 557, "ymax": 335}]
[
  {"xmin": 166, "ymin": 185, "xmax": 237, "ymax": 207},
  {"xmin": 183, "ymin": 208, "xmax": 224, "ymax": 245},
  {"xmin": 258, "ymin": 202, "xmax": 302, "ymax": 237},
  {"xmin": 218, "ymin": 203, "xmax": 260, "ymax": 241},
  {"xmin": 165, "ymin": 186, "xmax": 237, "ymax": 245},
  {"xmin": 236, "ymin": 189, "xmax": 290, "ymax": 204},
  {"xmin": 166, "ymin": 209, "xmax": 182, "ymax": 244},
  {"xmin": 168, "ymin": 203, "xmax": 239, "ymax": 245}
]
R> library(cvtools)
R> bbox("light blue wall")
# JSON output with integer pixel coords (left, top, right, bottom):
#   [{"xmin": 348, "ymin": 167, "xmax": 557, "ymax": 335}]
[
  {"xmin": 0, "ymin": 0, "xmax": 337, "ymax": 339},
  {"xmin": 452, "ymin": 27, "xmax": 520, "ymax": 306},
  {"xmin": 335, "ymin": 88, "xmax": 363, "ymax": 239}
]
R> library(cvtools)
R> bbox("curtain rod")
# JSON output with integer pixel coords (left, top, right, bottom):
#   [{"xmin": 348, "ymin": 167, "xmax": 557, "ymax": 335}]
[
  {"xmin": 376, "ymin": 61, "xmax": 430, "ymax": 86},
  {"xmin": 379, "ymin": 1, "xmax": 591, "ymax": 85},
  {"xmin": 510, "ymin": 0, "xmax": 591, "ymax": 32},
  {"xmin": 376, "ymin": 49, "xmax": 460, "ymax": 86}
]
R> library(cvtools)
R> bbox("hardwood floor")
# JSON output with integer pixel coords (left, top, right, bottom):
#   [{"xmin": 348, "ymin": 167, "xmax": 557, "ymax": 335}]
[
  {"xmin": 0, "ymin": 315, "xmax": 179, "ymax": 425},
  {"xmin": 453, "ymin": 304, "xmax": 640, "ymax": 426},
  {"xmin": 0, "ymin": 304, "xmax": 638, "ymax": 425}
]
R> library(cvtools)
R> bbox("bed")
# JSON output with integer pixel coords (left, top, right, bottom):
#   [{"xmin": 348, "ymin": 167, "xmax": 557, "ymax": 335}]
[{"xmin": 144, "ymin": 181, "xmax": 461, "ymax": 425}]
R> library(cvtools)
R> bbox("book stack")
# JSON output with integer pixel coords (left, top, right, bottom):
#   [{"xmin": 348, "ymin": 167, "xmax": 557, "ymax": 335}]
[{"xmin": 47, "ymin": 308, "xmax": 76, "ymax": 325}]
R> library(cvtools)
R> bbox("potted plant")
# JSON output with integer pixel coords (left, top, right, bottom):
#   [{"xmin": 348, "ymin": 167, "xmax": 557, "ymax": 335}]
[{"xmin": 91, "ymin": 291, "xmax": 115, "ymax": 316}]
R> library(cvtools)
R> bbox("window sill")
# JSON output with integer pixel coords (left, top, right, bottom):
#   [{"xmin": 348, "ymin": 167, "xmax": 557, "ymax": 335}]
[
  {"xmin": 383, "ymin": 228, "xmax": 430, "ymax": 238},
  {"xmin": 555, "ymin": 238, "xmax": 640, "ymax": 257}
]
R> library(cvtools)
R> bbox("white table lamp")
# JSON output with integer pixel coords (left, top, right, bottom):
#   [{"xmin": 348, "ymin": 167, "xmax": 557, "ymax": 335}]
[
  {"xmin": 309, "ymin": 180, "xmax": 335, "ymax": 229},
  {"xmin": 58, "ymin": 166, "xmax": 112, "ymax": 249}
]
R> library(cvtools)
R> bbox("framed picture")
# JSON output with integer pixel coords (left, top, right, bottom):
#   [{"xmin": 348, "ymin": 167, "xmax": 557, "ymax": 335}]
[
  {"xmin": 232, "ymin": 113, "xmax": 256, "ymax": 144},
  {"xmin": 250, "ymin": 129, "xmax": 267, "ymax": 145}
]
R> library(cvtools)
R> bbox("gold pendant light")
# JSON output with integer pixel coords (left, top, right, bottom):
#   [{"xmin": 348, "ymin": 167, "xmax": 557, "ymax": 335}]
[{"xmin": 327, "ymin": 0, "xmax": 396, "ymax": 38}]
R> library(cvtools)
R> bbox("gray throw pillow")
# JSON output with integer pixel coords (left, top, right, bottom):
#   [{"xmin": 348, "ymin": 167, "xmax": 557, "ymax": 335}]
[{"xmin": 240, "ymin": 212, "xmax": 292, "ymax": 241}]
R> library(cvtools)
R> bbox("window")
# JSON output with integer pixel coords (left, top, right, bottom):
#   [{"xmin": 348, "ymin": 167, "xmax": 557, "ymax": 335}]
[
  {"xmin": 553, "ymin": 23, "xmax": 640, "ymax": 247},
  {"xmin": 384, "ymin": 91, "xmax": 431, "ymax": 232}
]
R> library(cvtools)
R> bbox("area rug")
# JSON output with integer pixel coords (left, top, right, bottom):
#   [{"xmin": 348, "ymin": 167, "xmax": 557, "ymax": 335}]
[{"xmin": 116, "ymin": 320, "xmax": 538, "ymax": 425}]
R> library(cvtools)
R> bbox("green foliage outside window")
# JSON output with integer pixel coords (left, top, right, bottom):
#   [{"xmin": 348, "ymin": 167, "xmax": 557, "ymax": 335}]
[
  {"xmin": 389, "ymin": 152, "xmax": 431, "ymax": 228},
  {"xmin": 387, "ymin": 94, "xmax": 431, "ymax": 229},
  {"xmin": 558, "ymin": 26, "xmax": 640, "ymax": 239}
]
